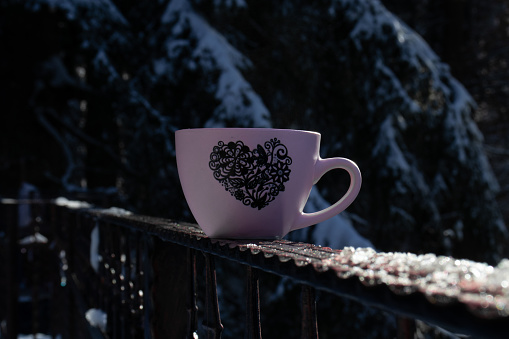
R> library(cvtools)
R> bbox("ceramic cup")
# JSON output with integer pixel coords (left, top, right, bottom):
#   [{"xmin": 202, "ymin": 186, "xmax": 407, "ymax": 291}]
[{"xmin": 175, "ymin": 128, "xmax": 362, "ymax": 239}]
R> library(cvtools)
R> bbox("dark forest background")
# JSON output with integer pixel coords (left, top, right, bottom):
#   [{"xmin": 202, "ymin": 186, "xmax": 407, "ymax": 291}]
[
  {"xmin": 384, "ymin": 0, "xmax": 509, "ymax": 223},
  {"xmin": 2, "ymin": 0, "xmax": 509, "ymax": 262},
  {"xmin": 1, "ymin": 0, "xmax": 509, "ymax": 338}
]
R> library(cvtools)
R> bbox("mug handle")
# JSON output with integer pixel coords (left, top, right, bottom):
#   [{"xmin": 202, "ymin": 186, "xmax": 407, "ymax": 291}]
[{"xmin": 291, "ymin": 157, "xmax": 362, "ymax": 231}]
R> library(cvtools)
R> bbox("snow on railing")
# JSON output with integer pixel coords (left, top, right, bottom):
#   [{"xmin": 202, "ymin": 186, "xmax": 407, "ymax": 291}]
[{"xmin": 1, "ymin": 198, "xmax": 508, "ymax": 338}]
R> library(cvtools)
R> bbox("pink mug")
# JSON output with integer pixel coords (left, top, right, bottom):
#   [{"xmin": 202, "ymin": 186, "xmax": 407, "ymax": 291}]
[{"xmin": 175, "ymin": 128, "xmax": 362, "ymax": 239}]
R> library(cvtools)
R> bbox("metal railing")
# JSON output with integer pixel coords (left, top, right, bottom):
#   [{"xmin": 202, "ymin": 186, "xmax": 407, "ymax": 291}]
[{"xmin": 1, "ymin": 198, "xmax": 509, "ymax": 338}]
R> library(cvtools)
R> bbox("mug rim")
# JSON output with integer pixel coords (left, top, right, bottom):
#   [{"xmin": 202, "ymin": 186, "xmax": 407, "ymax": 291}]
[{"xmin": 176, "ymin": 127, "xmax": 320, "ymax": 136}]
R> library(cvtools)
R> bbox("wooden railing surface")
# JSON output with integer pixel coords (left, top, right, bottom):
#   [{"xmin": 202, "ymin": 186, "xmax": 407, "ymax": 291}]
[{"xmin": 1, "ymin": 198, "xmax": 509, "ymax": 338}]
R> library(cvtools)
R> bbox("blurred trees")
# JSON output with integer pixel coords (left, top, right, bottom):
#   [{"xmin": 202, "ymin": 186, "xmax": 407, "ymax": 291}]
[
  {"xmin": 1, "ymin": 0, "xmax": 507, "ymax": 265},
  {"xmin": 382, "ymin": 0, "xmax": 509, "ymax": 222},
  {"xmin": 382, "ymin": 0, "xmax": 509, "ymax": 118}
]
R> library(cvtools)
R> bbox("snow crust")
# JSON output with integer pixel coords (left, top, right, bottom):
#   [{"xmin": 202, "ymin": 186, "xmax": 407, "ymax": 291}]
[
  {"xmin": 99, "ymin": 206, "xmax": 133, "ymax": 216},
  {"xmin": 18, "ymin": 334, "xmax": 55, "ymax": 339},
  {"xmin": 19, "ymin": 232, "xmax": 49, "ymax": 245},
  {"xmin": 85, "ymin": 308, "xmax": 108, "ymax": 332},
  {"xmin": 54, "ymin": 197, "xmax": 92, "ymax": 209}
]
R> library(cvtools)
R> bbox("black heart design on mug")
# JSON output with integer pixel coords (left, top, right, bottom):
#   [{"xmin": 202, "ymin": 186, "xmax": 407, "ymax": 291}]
[{"xmin": 209, "ymin": 138, "xmax": 293, "ymax": 209}]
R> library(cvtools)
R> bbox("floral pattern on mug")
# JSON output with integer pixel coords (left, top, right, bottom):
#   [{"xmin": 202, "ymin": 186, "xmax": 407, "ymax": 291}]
[{"xmin": 209, "ymin": 138, "xmax": 292, "ymax": 209}]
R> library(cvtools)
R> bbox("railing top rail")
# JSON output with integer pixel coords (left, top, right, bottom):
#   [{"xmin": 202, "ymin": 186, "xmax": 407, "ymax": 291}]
[
  {"xmin": 4, "ymin": 198, "xmax": 509, "ymax": 338},
  {"xmin": 76, "ymin": 206, "xmax": 509, "ymax": 338}
]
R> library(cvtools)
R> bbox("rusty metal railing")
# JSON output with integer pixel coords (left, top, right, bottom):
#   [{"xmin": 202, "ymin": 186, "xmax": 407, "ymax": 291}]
[{"xmin": 1, "ymin": 198, "xmax": 509, "ymax": 338}]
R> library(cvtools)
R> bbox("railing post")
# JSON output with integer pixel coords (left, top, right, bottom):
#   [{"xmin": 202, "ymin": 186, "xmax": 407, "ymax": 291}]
[
  {"xmin": 187, "ymin": 248, "xmax": 198, "ymax": 337},
  {"xmin": 397, "ymin": 317, "xmax": 416, "ymax": 339},
  {"xmin": 245, "ymin": 266, "xmax": 262, "ymax": 339},
  {"xmin": 124, "ymin": 229, "xmax": 140, "ymax": 338},
  {"xmin": 109, "ymin": 224, "xmax": 122, "ymax": 339},
  {"xmin": 29, "ymin": 202, "xmax": 41, "ymax": 337},
  {"xmin": 151, "ymin": 238, "xmax": 196, "ymax": 338},
  {"xmin": 118, "ymin": 227, "xmax": 129, "ymax": 339},
  {"xmin": 136, "ymin": 233, "xmax": 152, "ymax": 339},
  {"xmin": 62, "ymin": 205, "xmax": 77, "ymax": 338},
  {"xmin": 301, "ymin": 285, "xmax": 319, "ymax": 339},
  {"xmin": 100, "ymin": 221, "xmax": 114, "ymax": 337},
  {"xmin": 3, "ymin": 202, "xmax": 19, "ymax": 339},
  {"xmin": 203, "ymin": 253, "xmax": 223, "ymax": 339}
]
